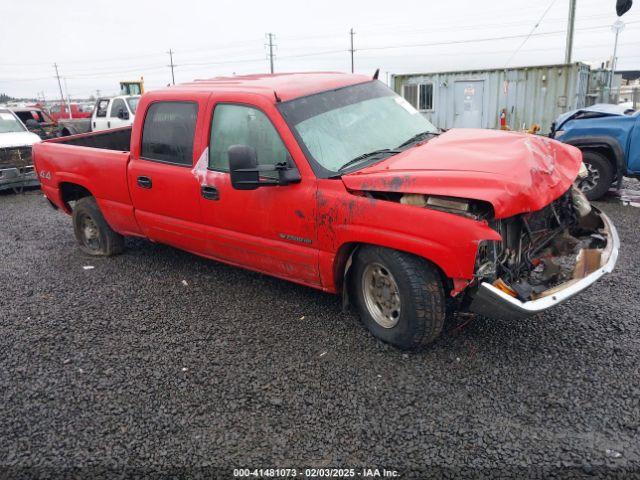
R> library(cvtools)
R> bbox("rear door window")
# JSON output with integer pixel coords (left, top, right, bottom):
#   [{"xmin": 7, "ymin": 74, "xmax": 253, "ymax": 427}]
[
  {"xmin": 141, "ymin": 101, "xmax": 198, "ymax": 166},
  {"xmin": 110, "ymin": 98, "xmax": 127, "ymax": 118},
  {"xmin": 96, "ymin": 99, "xmax": 109, "ymax": 118}
]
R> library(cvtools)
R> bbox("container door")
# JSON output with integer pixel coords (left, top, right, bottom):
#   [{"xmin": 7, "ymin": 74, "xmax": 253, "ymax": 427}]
[{"xmin": 454, "ymin": 80, "xmax": 484, "ymax": 128}]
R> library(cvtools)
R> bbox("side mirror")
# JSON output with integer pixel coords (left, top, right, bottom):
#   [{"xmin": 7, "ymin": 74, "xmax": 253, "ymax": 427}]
[
  {"xmin": 117, "ymin": 109, "xmax": 129, "ymax": 120},
  {"xmin": 228, "ymin": 145, "xmax": 301, "ymax": 191}
]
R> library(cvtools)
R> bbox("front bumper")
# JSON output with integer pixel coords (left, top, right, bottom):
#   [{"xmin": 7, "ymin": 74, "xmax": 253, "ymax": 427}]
[
  {"xmin": 0, "ymin": 166, "xmax": 39, "ymax": 191},
  {"xmin": 469, "ymin": 208, "xmax": 619, "ymax": 321}
]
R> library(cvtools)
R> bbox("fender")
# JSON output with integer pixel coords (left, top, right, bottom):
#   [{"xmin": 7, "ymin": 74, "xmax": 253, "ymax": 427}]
[
  {"xmin": 319, "ymin": 221, "xmax": 501, "ymax": 294},
  {"xmin": 563, "ymin": 136, "xmax": 626, "ymax": 189},
  {"xmin": 46, "ymin": 173, "xmax": 94, "ymax": 213}
]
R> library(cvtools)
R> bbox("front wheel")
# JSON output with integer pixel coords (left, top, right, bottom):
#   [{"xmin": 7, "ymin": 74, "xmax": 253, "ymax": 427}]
[
  {"xmin": 351, "ymin": 246, "xmax": 445, "ymax": 350},
  {"xmin": 577, "ymin": 151, "xmax": 614, "ymax": 201},
  {"xmin": 72, "ymin": 196, "xmax": 124, "ymax": 256}
]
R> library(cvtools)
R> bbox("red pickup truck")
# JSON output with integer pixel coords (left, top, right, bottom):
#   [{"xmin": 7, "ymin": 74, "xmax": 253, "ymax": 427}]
[{"xmin": 33, "ymin": 73, "xmax": 619, "ymax": 349}]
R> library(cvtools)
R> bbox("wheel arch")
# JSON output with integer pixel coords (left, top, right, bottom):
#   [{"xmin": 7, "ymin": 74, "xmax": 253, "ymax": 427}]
[
  {"xmin": 57, "ymin": 126, "xmax": 75, "ymax": 137},
  {"xmin": 333, "ymin": 241, "xmax": 454, "ymax": 301},
  {"xmin": 565, "ymin": 136, "xmax": 626, "ymax": 188},
  {"xmin": 59, "ymin": 181, "xmax": 94, "ymax": 212}
]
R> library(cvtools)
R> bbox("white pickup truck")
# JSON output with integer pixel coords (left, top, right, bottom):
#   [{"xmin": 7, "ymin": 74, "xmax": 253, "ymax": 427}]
[
  {"xmin": 0, "ymin": 108, "xmax": 41, "ymax": 191},
  {"xmin": 57, "ymin": 95, "xmax": 140, "ymax": 136}
]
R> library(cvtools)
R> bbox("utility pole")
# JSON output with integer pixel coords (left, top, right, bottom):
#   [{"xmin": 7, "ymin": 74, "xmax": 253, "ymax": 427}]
[
  {"xmin": 96, "ymin": 89, "xmax": 101, "ymax": 99},
  {"xmin": 610, "ymin": 20, "xmax": 625, "ymax": 92},
  {"xmin": 63, "ymin": 77, "xmax": 72, "ymax": 119},
  {"xmin": 167, "ymin": 49, "xmax": 176, "ymax": 85},
  {"xmin": 266, "ymin": 33, "xmax": 276, "ymax": 74},
  {"xmin": 564, "ymin": 0, "xmax": 576, "ymax": 64},
  {"xmin": 53, "ymin": 63, "xmax": 65, "ymax": 108},
  {"xmin": 349, "ymin": 28, "xmax": 356, "ymax": 73}
]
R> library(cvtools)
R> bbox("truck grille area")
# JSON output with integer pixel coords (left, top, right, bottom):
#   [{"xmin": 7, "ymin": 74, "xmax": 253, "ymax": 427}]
[
  {"xmin": 0, "ymin": 146, "xmax": 33, "ymax": 169},
  {"xmin": 475, "ymin": 188, "xmax": 607, "ymax": 300}
]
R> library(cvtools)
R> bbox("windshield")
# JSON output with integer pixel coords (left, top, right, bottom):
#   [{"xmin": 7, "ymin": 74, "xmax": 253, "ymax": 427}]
[
  {"xmin": 127, "ymin": 96, "xmax": 140, "ymax": 114},
  {"xmin": 0, "ymin": 110, "xmax": 27, "ymax": 133},
  {"xmin": 278, "ymin": 81, "xmax": 437, "ymax": 175}
]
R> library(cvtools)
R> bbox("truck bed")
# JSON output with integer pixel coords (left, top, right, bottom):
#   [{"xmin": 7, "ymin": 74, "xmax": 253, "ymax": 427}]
[
  {"xmin": 32, "ymin": 126, "xmax": 141, "ymax": 236},
  {"xmin": 56, "ymin": 126, "xmax": 131, "ymax": 151}
]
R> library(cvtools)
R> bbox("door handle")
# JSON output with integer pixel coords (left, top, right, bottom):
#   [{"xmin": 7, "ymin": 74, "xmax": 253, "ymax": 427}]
[
  {"xmin": 201, "ymin": 185, "xmax": 219, "ymax": 200},
  {"xmin": 137, "ymin": 176, "xmax": 152, "ymax": 189},
  {"xmin": 107, "ymin": 121, "xmax": 111, "ymax": 128}
]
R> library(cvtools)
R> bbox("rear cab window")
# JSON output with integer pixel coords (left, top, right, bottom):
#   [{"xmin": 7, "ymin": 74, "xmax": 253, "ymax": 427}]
[{"xmin": 140, "ymin": 101, "xmax": 198, "ymax": 166}]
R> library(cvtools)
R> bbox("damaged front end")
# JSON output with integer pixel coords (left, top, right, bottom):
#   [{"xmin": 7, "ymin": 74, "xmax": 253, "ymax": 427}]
[
  {"xmin": 0, "ymin": 146, "xmax": 39, "ymax": 192},
  {"xmin": 467, "ymin": 187, "xmax": 619, "ymax": 320}
]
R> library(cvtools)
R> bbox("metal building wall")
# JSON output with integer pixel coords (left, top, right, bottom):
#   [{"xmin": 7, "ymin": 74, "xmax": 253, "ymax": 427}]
[{"xmin": 392, "ymin": 63, "xmax": 590, "ymax": 131}]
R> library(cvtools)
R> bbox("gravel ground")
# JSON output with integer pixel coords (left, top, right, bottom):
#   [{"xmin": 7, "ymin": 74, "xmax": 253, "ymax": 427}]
[{"xmin": 1, "ymin": 183, "xmax": 639, "ymax": 479}]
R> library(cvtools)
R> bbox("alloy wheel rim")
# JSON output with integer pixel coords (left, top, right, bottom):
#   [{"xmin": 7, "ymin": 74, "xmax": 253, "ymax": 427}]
[
  {"xmin": 578, "ymin": 162, "xmax": 600, "ymax": 192},
  {"xmin": 80, "ymin": 215, "xmax": 100, "ymax": 251},
  {"xmin": 361, "ymin": 262, "xmax": 401, "ymax": 329}
]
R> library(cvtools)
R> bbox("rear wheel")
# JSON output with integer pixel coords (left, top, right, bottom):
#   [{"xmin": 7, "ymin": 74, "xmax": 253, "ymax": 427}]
[
  {"xmin": 577, "ymin": 150, "xmax": 614, "ymax": 201},
  {"xmin": 351, "ymin": 246, "xmax": 445, "ymax": 350},
  {"xmin": 72, "ymin": 197, "xmax": 124, "ymax": 256}
]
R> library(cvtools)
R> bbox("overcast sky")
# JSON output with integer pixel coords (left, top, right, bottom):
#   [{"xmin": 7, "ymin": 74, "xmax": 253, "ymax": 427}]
[{"xmin": 1, "ymin": 0, "xmax": 639, "ymax": 99}]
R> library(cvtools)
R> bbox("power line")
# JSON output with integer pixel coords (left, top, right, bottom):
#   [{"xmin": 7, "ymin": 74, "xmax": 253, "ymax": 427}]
[
  {"xmin": 2, "ymin": 22, "xmax": 640, "ymax": 86},
  {"xmin": 356, "ymin": 22, "xmax": 640, "ymax": 53},
  {"xmin": 505, "ymin": 0, "xmax": 559, "ymax": 67}
]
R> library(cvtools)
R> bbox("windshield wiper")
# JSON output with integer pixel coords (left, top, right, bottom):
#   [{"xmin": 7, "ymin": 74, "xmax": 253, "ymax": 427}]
[
  {"xmin": 397, "ymin": 130, "xmax": 439, "ymax": 148},
  {"xmin": 338, "ymin": 148, "xmax": 401, "ymax": 172}
]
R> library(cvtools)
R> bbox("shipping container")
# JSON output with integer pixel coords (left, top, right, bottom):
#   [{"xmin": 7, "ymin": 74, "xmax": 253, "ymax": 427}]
[{"xmin": 392, "ymin": 63, "xmax": 591, "ymax": 132}]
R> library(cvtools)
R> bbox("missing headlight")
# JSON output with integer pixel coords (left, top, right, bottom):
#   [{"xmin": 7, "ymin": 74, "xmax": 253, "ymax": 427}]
[
  {"xmin": 399, "ymin": 194, "xmax": 493, "ymax": 220},
  {"xmin": 426, "ymin": 196, "xmax": 470, "ymax": 212}
]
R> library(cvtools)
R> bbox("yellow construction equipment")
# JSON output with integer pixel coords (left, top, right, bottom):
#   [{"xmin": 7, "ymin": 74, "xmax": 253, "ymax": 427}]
[{"xmin": 119, "ymin": 78, "xmax": 144, "ymax": 96}]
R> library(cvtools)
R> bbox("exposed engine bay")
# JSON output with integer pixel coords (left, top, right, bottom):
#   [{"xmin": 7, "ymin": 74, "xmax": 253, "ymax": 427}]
[{"xmin": 474, "ymin": 186, "xmax": 609, "ymax": 302}]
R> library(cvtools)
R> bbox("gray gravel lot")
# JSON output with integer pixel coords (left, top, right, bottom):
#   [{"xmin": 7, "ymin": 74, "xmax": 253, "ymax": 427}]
[{"xmin": 1, "ymin": 185, "xmax": 639, "ymax": 479}]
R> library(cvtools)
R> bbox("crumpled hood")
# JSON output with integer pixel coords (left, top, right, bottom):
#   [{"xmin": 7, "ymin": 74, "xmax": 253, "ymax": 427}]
[
  {"xmin": 553, "ymin": 103, "xmax": 636, "ymax": 131},
  {"xmin": 342, "ymin": 128, "xmax": 582, "ymax": 219},
  {"xmin": 0, "ymin": 131, "xmax": 41, "ymax": 148}
]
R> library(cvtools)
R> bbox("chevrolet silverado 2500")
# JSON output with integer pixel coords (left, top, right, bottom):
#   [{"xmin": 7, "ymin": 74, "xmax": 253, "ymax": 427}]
[{"xmin": 33, "ymin": 73, "xmax": 619, "ymax": 349}]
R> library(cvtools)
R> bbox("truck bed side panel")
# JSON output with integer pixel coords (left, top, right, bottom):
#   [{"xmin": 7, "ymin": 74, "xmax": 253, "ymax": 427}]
[{"xmin": 33, "ymin": 141, "xmax": 142, "ymax": 236}]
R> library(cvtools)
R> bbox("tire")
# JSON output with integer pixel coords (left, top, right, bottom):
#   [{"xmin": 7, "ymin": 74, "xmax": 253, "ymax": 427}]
[
  {"xmin": 351, "ymin": 246, "xmax": 445, "ymax": 350},
  {"xmin": 72, "ymin": 196, "xmax": 124, "ymax": 256},
  {"xmin": 578, "ymin": 150, "xmax": 614, "ymax": 201}
]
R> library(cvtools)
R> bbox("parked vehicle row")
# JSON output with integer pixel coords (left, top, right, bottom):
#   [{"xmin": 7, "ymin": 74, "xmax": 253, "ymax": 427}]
[
  {"xmin": 33, "ymin": 73, "xmax": 618, "ymax": 349},
  {"xmin": 48, "ymin": 102, "xmax": 94, "ymax": 121},
  {"xmin": 0, "ymin": 94, "xmax": 139, "ymax": 191},
  {"xmin": 53, "ymin": 95, "xmax": 140, "ymax": 137}
]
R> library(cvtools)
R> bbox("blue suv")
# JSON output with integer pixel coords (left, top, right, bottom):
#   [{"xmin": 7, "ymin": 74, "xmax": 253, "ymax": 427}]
[{"xmin": 550, "ymin": 104, "xmax": 640, "ymax": 200}]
